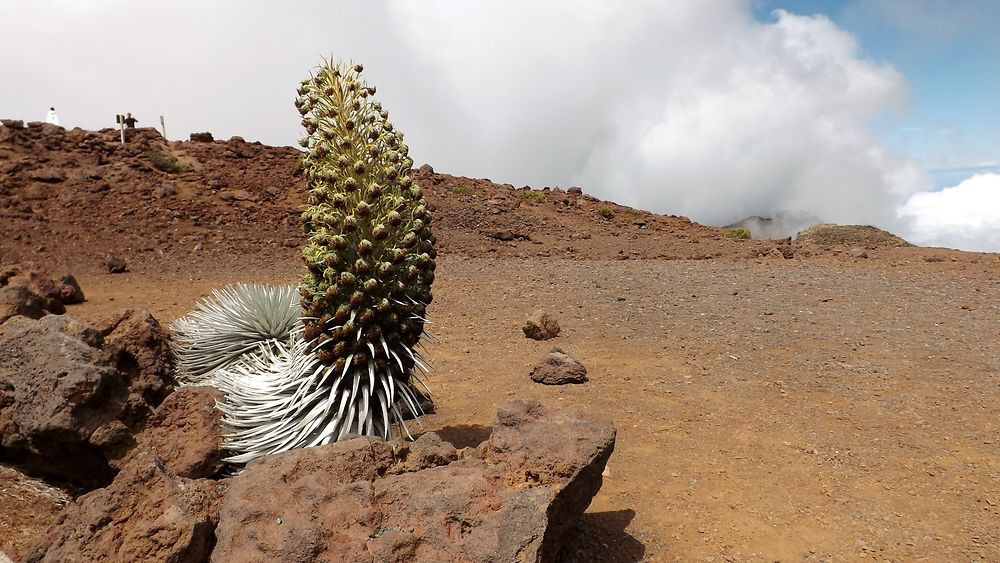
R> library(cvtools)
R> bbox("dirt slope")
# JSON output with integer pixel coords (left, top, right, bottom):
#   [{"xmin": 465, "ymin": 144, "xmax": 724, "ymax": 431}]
[
  {"xmin": 6, "ymin": 120, "xmax": 969, "ymax": 277},
  {"xmin": 2, "ymin": 122, "xmax": 998, "ymax": 561}
]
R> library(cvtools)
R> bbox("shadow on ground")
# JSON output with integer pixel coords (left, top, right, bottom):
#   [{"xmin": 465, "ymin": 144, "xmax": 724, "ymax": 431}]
[
  {"xmin": 434, "ymin": 424, "xmax": 492, "ymax": 449},
  {"xmin": 557, "ymin": 509, "xmax": 645, "ymax": 562}
]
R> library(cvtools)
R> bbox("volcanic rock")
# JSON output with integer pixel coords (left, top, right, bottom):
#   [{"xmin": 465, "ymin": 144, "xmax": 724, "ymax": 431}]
[
  {"xmin": 388, "ymin": 431, "xmax": 459, "ymax": 474},
  {"xmin": 766, "ymin": 247, "xmax": 786, "ymax": 260},
  {"xmin": 523, "ymin": 310, "xmax": 561, "ymax": 341},
  {"xmin": 530, "ymin": 347, "xmax": 588, "ymax": 385},
  {"xmin": 154, "ymin": 182, "xmax": 177, "ymax": 198},
  {"xmin": 98, "ymin": 308, "xmax": 176, "ymax": 406},
  {"xmin": 2, "ymin": 269, "xmax": 85, "ymax": 313},
  {"xmin": 211, "ymin": 400, "xmax": 615, "ymax": 562},
  {"xmin": 25, "ymin": 451, "xmax": 223, "ymax": 563},
  {"xmin": 0, "ymin": 312, "xmax": 174, "ymax": 487},
  {"xmin": 118, "ymin": 386, "xmax": 225, "ymax": 478},
  {"xmin": 189, "ymin": 132, "xmax": 215, "ymax": 142},
  {"xmin": 0, "ymin": 285, "xmax": 47, "ymax": 324},
  {"xmin": 218, "ymin": 189, "xmax": 253, "ymax": 202},
  {"xmin": 211, "ymin": 437, "xmax": 397, "ymax": 562},
  {"xmin": 28, "ymin": 167, "xmax": 67, "ymax": 183},
  {"xmin": 56, "ymin": 274, "xmax": 85, "ymax": 304},
  {"xmin": 487, "ymin": 400, "xmax": 615, "ymax": 560},
  {"xmin": 104, "ymin": 256, "xmax": 127, "ymax": 273}
]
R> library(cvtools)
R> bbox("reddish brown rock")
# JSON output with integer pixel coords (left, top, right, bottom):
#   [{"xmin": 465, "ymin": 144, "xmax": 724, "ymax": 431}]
[
  {"xmin": 118, "ymin": 387, "xmax": 225, "ymax": 478},
  {"xmin": 487, "ymin": 400, "xmax": 616, "ymax": 560},
  {"xmin": 25, "ymin": 451, "xmax": 223, "ymax": 563},
  {"xmin": 530, "ymin": 347, "xmax": 588, "ymax": 385},
  {"xmin": 388, "ymin": 431, "xmax": 458, "ymax": 474},
  {"xmin": 523, "ymin": 311, "xmax": 561, "ymax": 341},
  {"xmin": 0, "ymin": 285, "xmax": 47, "ymax": 324},
  {"xmin": 0, "ymin": 315, "xmax": 124, "ymax": 486},
  {"xmin": 3, "ymin": 270, "xmax": 69, "ymax": 314},
  {"xmin": 27, "ymin": 167, "xmax": 67, "ymax": 183},
  {"xmin": 189, "ymin": 132, "xmax": 215, "ymax": 142},
  {"xmin": 211, "ymin": 401, "xmax": 615, "ymax": 562},
  {"xmin": 104, "ymin": 256, "xmax": 127, "ymax": 273},
  {"xmin": 55, "ymin": 274, "xmax": 85, "ymax": 304},
  {"xmin": 211, "ymin": 437, "xmax": 395, "ymax": 562},
  {"xmin": 99, "ymin": 308, "xmax": 176, "ymax": 408},
  {"xmin": 0, "ymin": 312, "xmax": 175, "ymax": 488}
]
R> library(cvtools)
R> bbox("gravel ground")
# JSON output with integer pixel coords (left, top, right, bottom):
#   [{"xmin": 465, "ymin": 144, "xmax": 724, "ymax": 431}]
[
  {"xmin": 5, "ymin": 254, "xmax": 998, "ymax": 561},
  {"xmin": 423, "ymin": 257, "xmax": 999, "ymax": 562}
]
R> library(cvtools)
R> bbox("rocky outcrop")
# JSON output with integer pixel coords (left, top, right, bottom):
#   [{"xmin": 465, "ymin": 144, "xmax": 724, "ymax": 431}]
[
  {"xmin": 0, "ymin": 284, "xmax": 48, "ymax": 324},
  {"xmin": 189, "ymin": 132, "xmax": 215, "ymax": 142},
  {"xmin": 18, "ymin": 384, "xmax": 613, "ymax": 562},
  {"xmin": 530, "ymin": 348, "xmax": 588, "ymax": 385},
  {"xmin": 25, "ymin": 451, "xmax": 223, "ymax": 563},
  {"xmin": 0, "ymin": 266, "xmax": 84, "ymax": 323},
  {"xmin": 117, "ymin": 387, "xmax": 225, "ymax": 478},
  {"xmin": 0, "ymin": 312, "xmax": 174, "ymax": 488},
  {"xmin": 210, "ymin": 400, "xmax": 615, "ymax": 562}
]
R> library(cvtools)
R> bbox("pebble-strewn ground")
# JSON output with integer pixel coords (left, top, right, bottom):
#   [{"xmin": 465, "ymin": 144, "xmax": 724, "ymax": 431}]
[{"xmin": 46, "ymin": 255, "xmax": 997, "ymax": 562}]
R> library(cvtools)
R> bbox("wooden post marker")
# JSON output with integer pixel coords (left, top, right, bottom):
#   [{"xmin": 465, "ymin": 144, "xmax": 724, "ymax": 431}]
[{"xmin": 115, "ymin": 114, "xmax": 125, "ymax": 145}]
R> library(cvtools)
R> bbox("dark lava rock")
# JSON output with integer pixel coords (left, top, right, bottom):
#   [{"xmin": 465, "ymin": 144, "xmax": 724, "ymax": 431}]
[{"xmin": 0, "ymin": 312, "xmax": 175, "ymax": 488}]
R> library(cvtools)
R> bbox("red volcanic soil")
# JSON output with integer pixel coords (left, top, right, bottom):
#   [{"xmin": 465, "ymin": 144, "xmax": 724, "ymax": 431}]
[{"xmin": 2, "ymin": 121, "xmax": 999, "ymax": 561}]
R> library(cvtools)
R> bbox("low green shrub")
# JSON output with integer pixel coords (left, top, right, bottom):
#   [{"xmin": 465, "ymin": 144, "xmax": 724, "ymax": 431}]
[
  {"xmin": 724, "ymin": 227, "xmax": 751, "ymax": 239},
  {"xmin": 596, "ymin": 205, "xmax": 614, "ymax": 220},
  {"xmin": 517, "ymin": 190, "xmax": 547, "ymax": 204},
  {"xmin": 149, "ymin": 150, "xmax": 184, "ymax": 174}
]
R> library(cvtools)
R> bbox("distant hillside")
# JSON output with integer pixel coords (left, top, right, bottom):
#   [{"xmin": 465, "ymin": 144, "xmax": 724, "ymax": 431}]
[{"xmin": 0, "ymin": 121, "xmax": 779, "ymax": 275}]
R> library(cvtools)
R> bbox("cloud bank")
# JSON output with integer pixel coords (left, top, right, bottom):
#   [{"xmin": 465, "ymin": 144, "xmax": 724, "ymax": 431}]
[
  {"xmin": 0, "ymin": 1, "xmax": 994, "ymax": 251},
  {"xmin": 391, "ymin": 3, "xmax": 931, "ymax": 230},
  {"xmin": 898, "ymin": 174, "xmax": 1000, "ymax": 252}
]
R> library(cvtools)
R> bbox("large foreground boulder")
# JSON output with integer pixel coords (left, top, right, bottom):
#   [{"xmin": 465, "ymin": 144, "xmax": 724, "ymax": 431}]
[
  {"xmin": 0, "ymin": 312, "xmax": 175, "ymax": 487},
  {"xmin": 26, "ymin": 400, "xmax": 614, "ymax": 562},
  {"xmin": 212, "ymin": 400, "xmax": 615, "ymax": 562}
]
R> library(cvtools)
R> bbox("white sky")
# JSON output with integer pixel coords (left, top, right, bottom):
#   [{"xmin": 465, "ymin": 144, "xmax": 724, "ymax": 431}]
[{"xmin": 1, "ymin": 0, "xmax": 995, "ymax": 251}]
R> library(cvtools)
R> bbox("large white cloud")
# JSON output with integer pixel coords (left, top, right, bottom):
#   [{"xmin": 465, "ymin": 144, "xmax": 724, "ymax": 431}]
[
  {"xmin": 8, "ymin": 1, "xmax": 995, "ymax": 250},
  {"xmin": 898, "ymin": 174, "xmax": 1000, "ymax": 252},
  {"xmin": 388, "ymin": 2, "xmax": 931, "ymax": 229}
]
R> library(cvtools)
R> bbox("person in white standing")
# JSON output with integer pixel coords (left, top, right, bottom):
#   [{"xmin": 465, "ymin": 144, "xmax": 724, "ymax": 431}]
[{"xmin": 46, "ymin": 107, "xmax": 59, "ymax": 126}]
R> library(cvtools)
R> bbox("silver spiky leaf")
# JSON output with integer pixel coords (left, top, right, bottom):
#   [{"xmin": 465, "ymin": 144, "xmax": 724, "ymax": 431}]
[
  {"xmin": 170, "ymin": 283, "xmax": 301, "ymax": 386},
  {"xmin": 214, "ymin": 333, "xmax": 430, "ymax": 465}
]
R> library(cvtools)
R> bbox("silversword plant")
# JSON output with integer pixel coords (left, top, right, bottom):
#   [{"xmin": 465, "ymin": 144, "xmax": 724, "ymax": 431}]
[{"xmin": 171, "ymin": 59, "xmax": 435, "ymax": 464}]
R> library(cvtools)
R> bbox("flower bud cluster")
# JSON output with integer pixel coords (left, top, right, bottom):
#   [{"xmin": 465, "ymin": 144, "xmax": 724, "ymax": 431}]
[{"xmin": 296, "ymin": 59, "xmax": 436, "ymax": 369}]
